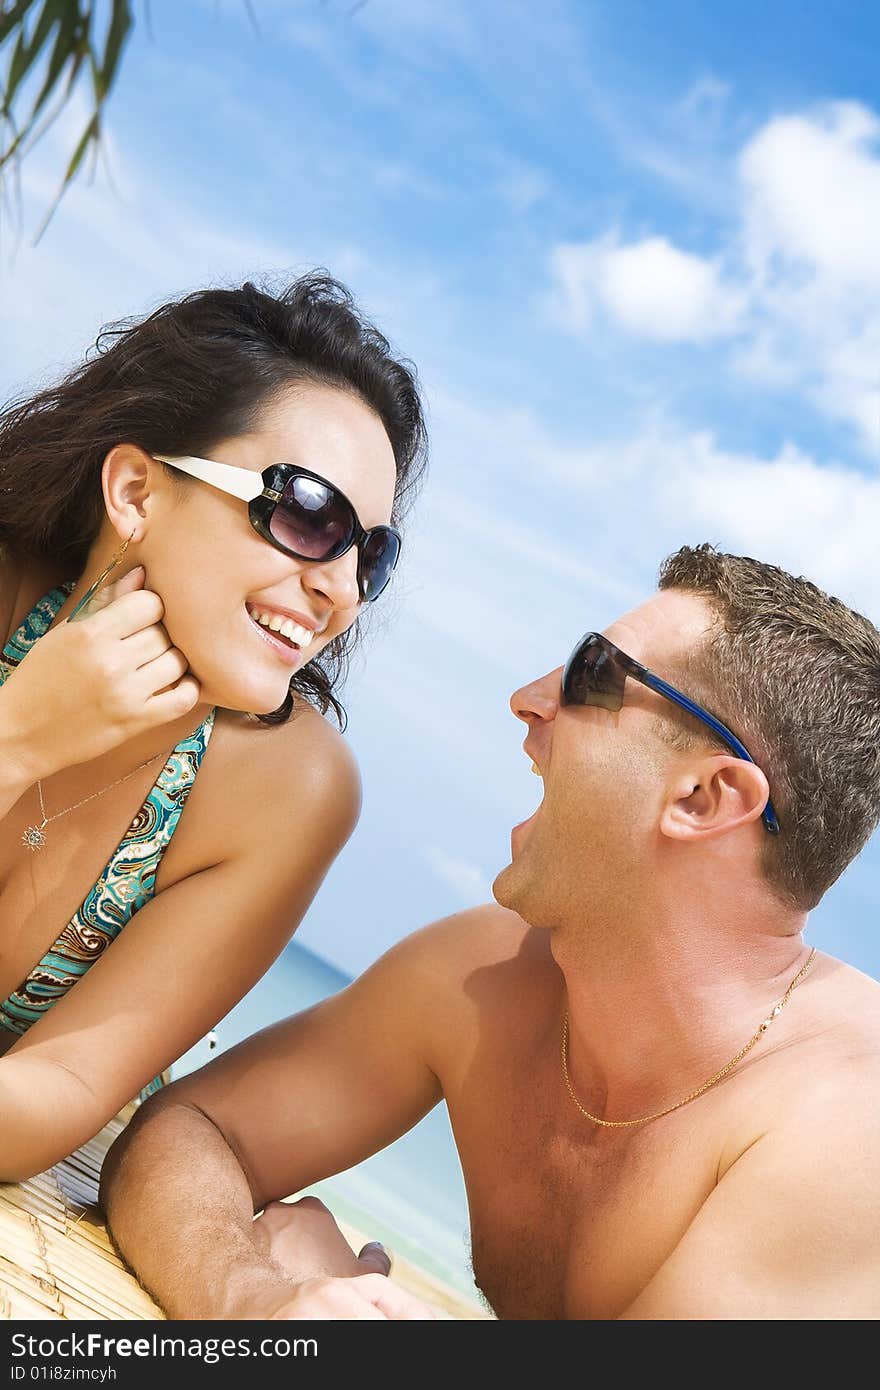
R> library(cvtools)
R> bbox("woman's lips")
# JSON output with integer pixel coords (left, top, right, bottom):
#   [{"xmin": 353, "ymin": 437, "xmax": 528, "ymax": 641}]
[{"xmin": 246, "ymin": 609, "xmax": 307, "ymax": 669}]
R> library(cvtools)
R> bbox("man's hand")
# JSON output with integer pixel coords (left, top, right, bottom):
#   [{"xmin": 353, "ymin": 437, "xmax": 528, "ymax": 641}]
[
  {"xmin": 253, "ymin": 1195, "xmax": 390, "ymax": 1278},
  {"xmin": 246, "ymin": 1196, "xmax": 437, "ymax": 1320}
]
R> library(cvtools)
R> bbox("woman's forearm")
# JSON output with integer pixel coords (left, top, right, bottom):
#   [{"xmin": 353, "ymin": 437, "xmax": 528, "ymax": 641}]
[
  {"xmin": 0, "ymin": 1055, "xmax": 99, "ymax": 1181},
  {"xmin": 100, "ymin": 1099, "xmax": 298, "ymax": 1320}
]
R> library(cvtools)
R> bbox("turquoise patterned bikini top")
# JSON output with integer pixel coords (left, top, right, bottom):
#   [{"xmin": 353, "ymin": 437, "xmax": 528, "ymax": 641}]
[{"xmin": 0, "ymin": 582, "xmax": 216, "ymax": 1100}]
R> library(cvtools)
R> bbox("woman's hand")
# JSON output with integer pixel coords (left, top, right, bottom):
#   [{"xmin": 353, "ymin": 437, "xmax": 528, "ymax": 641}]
[
  {"xmin": 0, "ymin": 565, "xmax": 200, "ymax": 785},
  {"xmin": 249, "ymin": 1272, "xmax": 437, "ymax": 1320}
]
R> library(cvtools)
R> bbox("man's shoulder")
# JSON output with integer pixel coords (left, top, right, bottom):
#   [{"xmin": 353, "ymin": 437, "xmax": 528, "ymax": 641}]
[
  {"xmin": 808, "ymin": 951, "xmax": 880, "ymax": 1061},
  {"xmin": 725, "ymin": 954, "xmax": 880, "ymax": 1177},
  {"xmin": 367, "ymin": 904, "xmax": 558, "ymax": 1044},
  {"xmin": 729, "ymin": 1054, "xmax": 880, "ymax": 1224},
  {"xmin": 395, "ymin": 902, "xmax": 554, "ymax": 982},
  {"xmin": 356, "ymin": 905, "xmax": 558, "ymax": 1082}
]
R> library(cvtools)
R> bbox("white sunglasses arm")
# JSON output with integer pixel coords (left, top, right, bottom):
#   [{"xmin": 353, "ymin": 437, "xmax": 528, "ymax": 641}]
[{"xmin": 152, "ymin": 453, "xmax": 263, "ymax": 503}]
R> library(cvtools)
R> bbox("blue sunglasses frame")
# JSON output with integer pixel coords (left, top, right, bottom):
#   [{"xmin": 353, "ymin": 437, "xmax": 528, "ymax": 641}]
[{"xmin": 561, "ymin": 631, "xmax": 780, "ymax": 835}]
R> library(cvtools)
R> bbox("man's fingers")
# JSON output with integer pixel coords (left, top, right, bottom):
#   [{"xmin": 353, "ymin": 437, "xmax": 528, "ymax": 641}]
[{"xmin": 357, "ymin": 1241, "xmax": 392, "ymax": 1277}]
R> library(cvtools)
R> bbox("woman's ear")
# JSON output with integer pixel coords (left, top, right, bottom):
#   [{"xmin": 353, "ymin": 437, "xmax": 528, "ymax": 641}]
[
  {"xmin": 101, "ymin": 444, "xmax": 162, "ymax": 539},
  {"xmin": 660, "ymin": 754, "xmax": 771, "ymax": 842}
]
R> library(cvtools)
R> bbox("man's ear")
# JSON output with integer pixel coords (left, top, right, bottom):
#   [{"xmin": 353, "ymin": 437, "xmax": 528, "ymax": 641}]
[
  {"xmin": 101, "ymin": 444, "xmax": 164, "ymax": 538},
  {"xmin": 659, "ymin": 754, "xmax": 771, "ymax": 842}
]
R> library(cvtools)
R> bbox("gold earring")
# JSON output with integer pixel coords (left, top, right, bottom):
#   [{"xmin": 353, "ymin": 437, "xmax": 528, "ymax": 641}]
[{"xmin": 66, "ymin": 528, "xmax": 136, "ymax": 623}]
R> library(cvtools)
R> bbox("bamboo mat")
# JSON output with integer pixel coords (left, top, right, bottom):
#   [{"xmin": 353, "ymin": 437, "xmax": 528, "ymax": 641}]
[
  {"xmin": 0, "ymin": 1112, "xmax": 488, "ymax": 1321},
  {"xmin": 0, "ymin": 1105, "xmax": 163, "ymax": 1320}
]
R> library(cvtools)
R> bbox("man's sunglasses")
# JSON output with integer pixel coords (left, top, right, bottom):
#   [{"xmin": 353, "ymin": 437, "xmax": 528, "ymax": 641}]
[
  {"xmin": 152, "ymin": 454, "xmax": 401, "ymax": 604},
  {"xmin": 561, "ymin": 631, "xmax": 780, "ymax": 835}
]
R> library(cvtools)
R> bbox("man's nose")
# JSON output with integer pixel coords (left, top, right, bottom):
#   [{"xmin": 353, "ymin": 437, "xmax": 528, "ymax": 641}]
[{"xmin": 510, "ymin": 667, "xmax": 563, "ymax": 726}]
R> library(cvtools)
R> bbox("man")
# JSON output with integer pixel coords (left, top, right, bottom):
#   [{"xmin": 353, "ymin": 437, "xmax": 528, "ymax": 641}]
[{"xmin": 101, "ymin": 544, "xmax": 880, "ymax": 1320}]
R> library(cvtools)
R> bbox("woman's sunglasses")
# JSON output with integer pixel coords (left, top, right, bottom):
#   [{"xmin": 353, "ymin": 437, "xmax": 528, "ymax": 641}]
[
  {"xmin": 152, "ymin": 454, "xmax": 401, "ymax": 604},
  {"xmin": 561, "ymin": 631, "xmax": 780, "ymax": 835}
]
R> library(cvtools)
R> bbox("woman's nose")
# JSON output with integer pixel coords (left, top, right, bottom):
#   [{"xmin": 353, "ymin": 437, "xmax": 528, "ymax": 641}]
[
  {"xmin": 302, "ymin": 547, "xmax": 362, "ymax": 611},
  {"xmin": 510, "ymin": 667, "xmax": 563, "ymax": 726}
]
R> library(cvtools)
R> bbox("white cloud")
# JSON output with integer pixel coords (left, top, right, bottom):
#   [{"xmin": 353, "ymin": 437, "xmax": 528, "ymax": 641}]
[
  {"xmin": 546, "ymin": 100, "xmax": 880, "ymax": 454},
  {"xmin": 536, "ymin": 418, "xmax": 880, "ymax": 618},
  {"xmin": 381, "ymin": 378, "xmax": 880, "ymax": 697},
  {"xmin": 734, "ymin": 102, "xmax": 880, "ymax": 448},
  {"xmin": 422, "ymin": 846, "xmax": 493, "ymax": 904},
  {"xmin": 677, "ymin": 438, "xmax": 880, "ymax": 617},
  {"xmin": 740, "ymin": 102, "xmax": 880, "ymax": 286},
  {"xmin": 548, "ymin": 234, "xmax": 744, "ymax": 343},
  {"xmin": 435, "ymin": 384, "xmax": 880, "ymax": 623}
]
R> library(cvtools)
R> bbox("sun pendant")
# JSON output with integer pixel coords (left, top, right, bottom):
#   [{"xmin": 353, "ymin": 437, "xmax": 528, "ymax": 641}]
[{"xmin": 21, "ymin": 825, "xmax": 47, "ymax": 851}]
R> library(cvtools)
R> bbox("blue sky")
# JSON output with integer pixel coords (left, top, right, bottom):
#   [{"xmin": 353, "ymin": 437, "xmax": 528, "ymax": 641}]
[{"xmin": 1, "ymin": 0, "xmax": 878, "ymax": 982}]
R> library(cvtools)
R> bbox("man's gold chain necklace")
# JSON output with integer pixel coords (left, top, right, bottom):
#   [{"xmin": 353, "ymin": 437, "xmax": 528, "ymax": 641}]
[{"xmin": 561, "ymin": 946, "xmax": 817, "ymax": 1128}]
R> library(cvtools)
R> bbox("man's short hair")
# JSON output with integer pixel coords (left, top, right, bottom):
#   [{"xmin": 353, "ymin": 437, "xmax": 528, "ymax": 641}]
[{"xmin": 658, "ymin": 543, "xmax": 880, "ymax": 910}]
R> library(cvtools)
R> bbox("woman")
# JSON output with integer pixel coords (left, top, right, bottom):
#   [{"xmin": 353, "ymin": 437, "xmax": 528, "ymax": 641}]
[{"xmin": 0, "ymin": 272, "xmax": 427, "ymax": 1181}]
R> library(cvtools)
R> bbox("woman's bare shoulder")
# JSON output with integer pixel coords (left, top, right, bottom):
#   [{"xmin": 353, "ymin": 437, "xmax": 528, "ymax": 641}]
[
  {"xmin": 212, "ymin": 698, "xmax": 360, "ymax": 805},
  {"xmin": 158, "ymin": 698, "xmax": 361, "ymax": 884}
]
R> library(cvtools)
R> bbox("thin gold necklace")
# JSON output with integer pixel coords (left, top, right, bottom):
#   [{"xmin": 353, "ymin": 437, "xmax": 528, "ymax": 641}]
[
  {"xmin": 561, "ymin": 947, "xmax": 817, "ymax": 1128},
  {"xmin": 21, "ymin": 752, "xmax": 166, "ymax": 852}
]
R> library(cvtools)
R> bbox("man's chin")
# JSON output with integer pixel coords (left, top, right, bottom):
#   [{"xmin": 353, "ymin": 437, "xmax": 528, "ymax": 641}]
[
  {"xmin": 492, "ymin": 856, "xmax": 527, "ymax": 914},
  {"xmin": 492, "ymin": 837, "xmax": 559, "ymax": 931}
]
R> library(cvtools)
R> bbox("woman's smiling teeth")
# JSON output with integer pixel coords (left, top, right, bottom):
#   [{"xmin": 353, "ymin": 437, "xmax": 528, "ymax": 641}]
[{"xmin": 246, "ymin": 606, "xmax": 316, "ymax": 649}]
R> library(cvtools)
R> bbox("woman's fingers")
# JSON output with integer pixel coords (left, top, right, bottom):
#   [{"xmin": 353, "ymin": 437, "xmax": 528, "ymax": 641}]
[
  {"xmin": 135, "ymin": 645, "xmax": 191, "ymax": 693},
  {"xmin": 93, "ymin": 585, "xmax": 165, "ymax": 639},
  {"xmin": 105, "ymin": 563, "xmax": 147, "ymax": 599},
  {"xmin": 143, "ymin": 672, "xmax": 201, "ymax": 720},
  {"xmin": 67, "ymin": 563, "xmax": 148, "ymax": 624},
  {"xmin": 120, "ymin": 623, "xmax": 174, "ymax": 669},
  {"xmin": 4, "ymin": 561, "xmax": 202, "ymax": 783},
  {"xmin": 351, "ymin": 1272, "xmax": 437, "ymax": 1320}
]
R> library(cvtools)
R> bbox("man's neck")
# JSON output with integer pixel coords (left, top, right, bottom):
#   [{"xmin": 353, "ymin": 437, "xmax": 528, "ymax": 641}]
[{"xmin": 555, "ymin": 896, "xmax": 811, "ymax": 1126}]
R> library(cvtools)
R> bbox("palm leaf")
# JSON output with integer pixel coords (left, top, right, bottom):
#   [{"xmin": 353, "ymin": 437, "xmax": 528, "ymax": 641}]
[
  {"xmin": 1, "ymin": 0, "xmax": 64, "ymax": 117},
  {"xmin": 25, "ymin": 0, "xmax": 77, "ymax": 125},
  {"xmin": 1, "ymin": 0, "xmax": 256, "ymax": 234},
  {"xmin": 0, "ymin": 0, "xmax": 79, "ymax": 171},
  {"xmin": 0, "ymin": 1, "xmax": 40, "ymax": 49},
  {"xmin": 94, "ymin": 0, "xmax": 130, "ymax": 102},
  {"xmin": 0, "ymin": 1, "xmax": 120, "ymax": 236}
]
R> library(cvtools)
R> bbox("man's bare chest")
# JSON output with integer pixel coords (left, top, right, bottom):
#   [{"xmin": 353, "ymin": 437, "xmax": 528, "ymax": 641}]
[{"xmin": 451, "ymin": 1078, "xmax": 722, "ymax": 1319}]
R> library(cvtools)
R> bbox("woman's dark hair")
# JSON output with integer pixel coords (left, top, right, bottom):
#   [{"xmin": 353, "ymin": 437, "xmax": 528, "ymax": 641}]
[{"xmin": 0, "ymin": 272, "xmax": 428, "ymax": 728}]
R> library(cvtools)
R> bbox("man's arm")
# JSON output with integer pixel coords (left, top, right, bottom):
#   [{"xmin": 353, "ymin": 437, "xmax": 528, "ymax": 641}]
[
  {"xmin": 618, "ymin": 1092, "xmax": 880, "ymax": 1319},
  {"xmin": 101, "ymin": 1100, "xmax": 427, "ymax": 1320},
  {"xmin": 101, "ymin": 918, "xmax": 463, "ymax": 1319}
]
